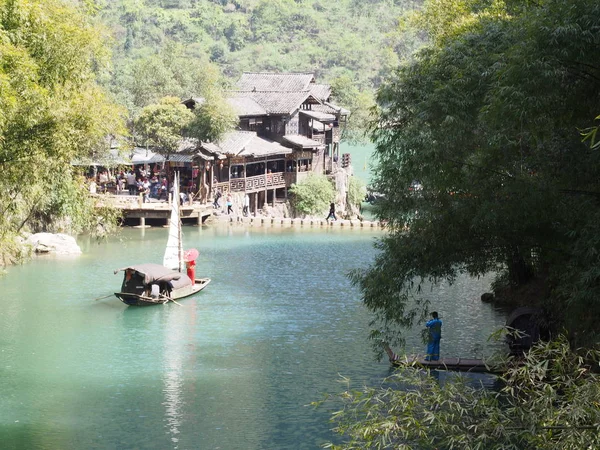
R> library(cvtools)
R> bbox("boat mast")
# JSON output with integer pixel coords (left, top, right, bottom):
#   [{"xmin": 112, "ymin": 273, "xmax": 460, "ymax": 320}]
[{"xmin": 163, "ymin": 171, "xmax": 184, "ymax": 272}]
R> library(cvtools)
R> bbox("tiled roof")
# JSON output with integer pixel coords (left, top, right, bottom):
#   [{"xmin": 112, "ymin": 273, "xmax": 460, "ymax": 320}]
[
  {"xmin": 247, "ymin": 91, "xmax": 312, "ymax": 115},
  {"xmin": 201, "ymin": 142, "xmax": 221, "ymax": 154},
  {"xmin": 236, "ymin": 72, "xmax": 315, "ymax": 92},
  {"xmin": 311, "ymin": 102, "xmax": 350, "ymax": 115},
  {"xmin": 323, "ymin": 102, "xmax": 350, "ymax": 115},
  {"xmin": 309, "ymin": 84, "xmax": 331, "ymax": 102},
  {"xmin": 299, "ymin": 109, "xmax": 336, "ymax": 122},
  {"xmin": 238, "ymin": 136, "xmax": 292, "ymax": 157},
  {"xmin": 178, "ymin": 138, "xmax": 198, "ymax": 152},
  {"xmin": 282, "ymin": 135, "xmax": 325, "ymax": 149},
  {"xmin": 227, "ymin": 95, "xmax": 268, "ymax": 116},
  {"xmin": 131, "ymin": 147, "xmax": 158, "ymax": 164},
  {"xmin": 184, "ymin": 74, "xmax": 345, "ymax": 120},
  {"xmin": 200, "ymin": 131, "xmax": 292, "ymax": 158},
  {"xmin": 216, "ymin": 131, "xmax": 256, "ymax": 155}
]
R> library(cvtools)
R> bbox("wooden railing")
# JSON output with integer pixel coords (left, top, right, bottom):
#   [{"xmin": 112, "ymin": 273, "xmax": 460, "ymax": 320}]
[{"xmin": 215, "ymin": 171, "xmax": 286, "ymax": 193}]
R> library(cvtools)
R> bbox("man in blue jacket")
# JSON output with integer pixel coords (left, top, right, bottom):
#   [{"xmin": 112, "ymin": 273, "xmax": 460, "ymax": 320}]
[{"xmin": 425, "ymin": 311, "xmax": 442, "ymax": 361}]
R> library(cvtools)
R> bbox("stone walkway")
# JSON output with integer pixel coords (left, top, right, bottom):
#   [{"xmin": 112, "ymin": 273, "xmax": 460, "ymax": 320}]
[{"xmin": 210, "ymin": 214, "xmax": 384, "ymax": 229}]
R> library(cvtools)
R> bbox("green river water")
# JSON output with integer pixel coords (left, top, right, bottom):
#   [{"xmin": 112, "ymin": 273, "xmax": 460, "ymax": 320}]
[
  {"xmin": 1, "ymin": 146, "xmax": 506, "ymax": 449},
  {"xmin": 1, "ymin": 224, "xmax": 507, "ymax": 450}
]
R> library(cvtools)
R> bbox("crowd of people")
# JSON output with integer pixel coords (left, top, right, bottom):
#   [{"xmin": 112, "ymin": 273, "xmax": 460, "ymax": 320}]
[{"xmin": 87, "ymin": 166, "xmax": 196, "ymax": 204}]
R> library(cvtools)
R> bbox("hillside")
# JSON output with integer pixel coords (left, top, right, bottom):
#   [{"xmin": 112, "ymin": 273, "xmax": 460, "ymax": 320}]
[{"xmin": 96, "ymin": 0, "xmax": 424, "ymax": 138}]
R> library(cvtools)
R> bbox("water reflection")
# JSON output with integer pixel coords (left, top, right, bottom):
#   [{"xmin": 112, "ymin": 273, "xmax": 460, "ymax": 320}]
[{"xmin": 162, "ymin": 308, "xmax": 186, "ymax": 446}]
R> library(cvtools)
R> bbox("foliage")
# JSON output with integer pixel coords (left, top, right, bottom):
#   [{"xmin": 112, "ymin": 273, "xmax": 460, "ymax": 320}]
[
  {"xmin": 351, "ymin": 0, "xmax": 600, "ymax": 348},
  {"xmin": 321, "ymin": 336, "xmax": 600, "ymax": 449},
  {"xmin": 330, "ymin": 73, "xmax": 376, "ymax": 144},
  {"xmin": 0, "ymin": 0, "xmax": 126, "ymax": 264},
  {"xmin": 134, "ymin": 96, "xmax": 194, "ymax": 156},
  {"xmin": 105, "ymin": 42, "xmax": 229, "ymax": 117},
  {"xmin": 347, "ymin": 176, "xmax": 367, "ymax": 209},
  {"xmin": 186, "ymin": 92, "xmax": 238, "ymax": 143},
  {"xmin": 31, "ymin": 173, "xmax": 122, "ymax": 236},
  {"xmin": 580, "ymin": 114, "xmax": 600, "ymax": 150},
  {"xmin": 289, "ymin": 174, "xmax": 336, "ymax": 217},
  {"xmin": 95, "ymin": 0, "xmax": 426, "ymax": 135}
]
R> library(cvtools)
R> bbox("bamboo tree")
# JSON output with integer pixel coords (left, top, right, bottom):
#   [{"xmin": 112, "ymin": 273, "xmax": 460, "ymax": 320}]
[
  {"xmin": 351, "ymin": 0, "xmax": 600, "ymax": 349},
  {"xmin": 0, "ymin": 0, "xmax": 126, "ymax": 264}
]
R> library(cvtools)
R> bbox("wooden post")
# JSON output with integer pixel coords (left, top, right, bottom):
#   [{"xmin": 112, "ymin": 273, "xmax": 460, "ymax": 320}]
[
  {"xmin": 140, "ymin": 217, "xmax": 145, "ymax": 228},
  {"xmin": 264, "ymin": 157, "xmax": 268, "ymax": 209},
  {"xmin": 209, "ymin": 163, "xmax": 214, "ymax": 202}
]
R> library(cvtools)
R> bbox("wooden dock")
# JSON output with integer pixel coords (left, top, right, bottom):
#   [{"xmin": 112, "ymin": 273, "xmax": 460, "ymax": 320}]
[
  {"xmin": 392, "ymin": 355, "xmax": 500, "ymax": 373},
  {"xmin": 384, "ymin": 344, "xmax": 502, "ymax": 374},
  {"xmin": 94, "ymin": 194, "xmax": 213, "ymax": 226}
]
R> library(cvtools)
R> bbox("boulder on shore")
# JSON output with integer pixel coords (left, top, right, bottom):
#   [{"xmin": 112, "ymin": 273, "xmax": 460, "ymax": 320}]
[{"xmin": 26, "ymin": 233, "xmax": 81, "ymax": 255}]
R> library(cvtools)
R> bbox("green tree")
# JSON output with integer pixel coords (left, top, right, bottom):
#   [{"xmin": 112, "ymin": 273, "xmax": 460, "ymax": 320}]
[
  {"xmin": 289, "ymin": 174, "xmax": 336, "ymax": 217},
  {"xmin": 347, "ymin": 175, "xmax": 366, "ymax": 210},
  {"xmin": 108, "ymin": 44, "xmax": 225, "ymax": 116},
  {"xmin": 329, "ymin": 73, "xmax": 376, "ymax": 144},
  {"xmin": 186, "ymin": 93, "xmax": 237, "ymax": 143},
  {"xmin": 0, "ymin": 0, "xmax": 125, "ymax": 264},
  {"xmin": 322, "ymin": 336, "xmax": 600, "ymax": 449},
  {"xmin": 135, "ymin": 96, "xmax": 194, "ymax": 158},
  {"xmin": 351, "ymin": 0, "xmax": 600, "ymax": 349}
]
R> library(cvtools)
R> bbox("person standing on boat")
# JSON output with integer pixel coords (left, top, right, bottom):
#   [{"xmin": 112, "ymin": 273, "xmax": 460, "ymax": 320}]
[{"xmin": 425, "ymin": 311, "xmax": 442, "ymax": 361}]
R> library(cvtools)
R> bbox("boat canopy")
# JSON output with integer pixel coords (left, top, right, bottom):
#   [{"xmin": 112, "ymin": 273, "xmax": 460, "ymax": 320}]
[{"xmin": 113, "ymin": 263, "xmax": 182, "ymax": 285}]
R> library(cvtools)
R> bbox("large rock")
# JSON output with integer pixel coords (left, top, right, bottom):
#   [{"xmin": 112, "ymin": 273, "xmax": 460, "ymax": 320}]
[{"xmin": 26, "ymin": 233, "xmax": 81, "ymax": 255}]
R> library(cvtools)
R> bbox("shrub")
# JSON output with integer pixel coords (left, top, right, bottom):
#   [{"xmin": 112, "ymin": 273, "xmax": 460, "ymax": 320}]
[
  {"xmin": 347, "ymin": 175, "xmax": 366, "ymax": 209},
  {"xmin": 289, "ymin": 173, "xmax": 335, "ymax": 217}
]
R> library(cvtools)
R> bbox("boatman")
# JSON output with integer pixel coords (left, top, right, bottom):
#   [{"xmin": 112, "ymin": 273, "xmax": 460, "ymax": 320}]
[{"xmin": 425, "ymin": 311, "xmax": 442, "ymax": 361}]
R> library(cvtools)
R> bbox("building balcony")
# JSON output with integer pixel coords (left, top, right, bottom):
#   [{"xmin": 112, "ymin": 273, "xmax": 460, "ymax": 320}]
[{"xmin": 215, "ymin": 171, "xmax": 286, "ymax": 194}]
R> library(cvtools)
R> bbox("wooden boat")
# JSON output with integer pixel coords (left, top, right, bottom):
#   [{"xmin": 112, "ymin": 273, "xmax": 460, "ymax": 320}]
[
  {"xmin": 383, "ymin": 344, "xmax": 502, "ymax": 374},
  {"xmin": 114, "ymin": 173, "xmax": 211, "ymax": 306},
  {"xmin": 114, "ymin": 263, "xmax": 210, "ymax": 306}
]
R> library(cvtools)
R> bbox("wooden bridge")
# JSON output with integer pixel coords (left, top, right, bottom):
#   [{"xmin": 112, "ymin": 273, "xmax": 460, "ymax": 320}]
[{"xmin": 95, "ymin": 194, "xmax": 213, "ymax": 227}]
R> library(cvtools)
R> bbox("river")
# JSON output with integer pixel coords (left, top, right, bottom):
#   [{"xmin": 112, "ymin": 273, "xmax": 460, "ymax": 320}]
[{"xmin": 0, "ymin": 224, "xmax": 506, "ymax": 449}]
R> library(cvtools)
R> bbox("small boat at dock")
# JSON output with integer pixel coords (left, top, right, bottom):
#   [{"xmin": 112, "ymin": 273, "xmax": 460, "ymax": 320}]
[{"xmin": 384, "ymin": 344, "xmax": 502, "ymax": 374}]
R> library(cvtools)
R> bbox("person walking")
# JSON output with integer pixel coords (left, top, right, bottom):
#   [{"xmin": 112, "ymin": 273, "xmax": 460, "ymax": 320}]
[
  {"xmin": 142, "ymin": 178, "xmax": 151, "ymax": 203},
  {"xmin": 325, "ymin": 202, "xmax": 337, "ymax": 221},
  {"xmin": 226, "ymin": 193, "xmax": 233, "ymax": 215},
  {"xmin": 425, "ymin": 311, "xmax": 442, "ymax": 361},
  {"xmin": 213, "ymin": 189, "xmax": 222, "ymax": 209},
  {"xmin": 242, "ymin": 193, "xmax": 250, "ymax": 216}
]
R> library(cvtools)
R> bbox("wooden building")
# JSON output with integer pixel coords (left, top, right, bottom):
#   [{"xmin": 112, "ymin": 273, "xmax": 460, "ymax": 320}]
[{"xmin": 183, "ymin": 72, "xmax": 349, "ymax": 214}]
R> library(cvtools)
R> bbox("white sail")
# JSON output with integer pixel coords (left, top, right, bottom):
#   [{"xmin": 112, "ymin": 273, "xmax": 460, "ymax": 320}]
[{"xmin": 163, "ymin": 172, "xmax": 184, "ymax": 272}]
